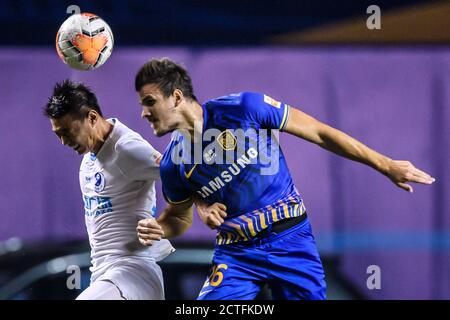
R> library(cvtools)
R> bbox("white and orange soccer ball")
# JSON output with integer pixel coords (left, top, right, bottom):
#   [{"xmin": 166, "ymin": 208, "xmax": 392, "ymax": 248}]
[{"xmin": 56, "ymin": 13, "xmax": 114, "ymax": 71}]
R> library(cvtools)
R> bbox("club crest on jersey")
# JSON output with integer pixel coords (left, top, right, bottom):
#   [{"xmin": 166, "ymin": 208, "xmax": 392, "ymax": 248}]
[
  {"xmin": 217, "ymin": 130, "xmax": 237, "ymax": 151},
  {"xmin": 94, "ymin": 172, "xmax": 106, "ymax": 192}
]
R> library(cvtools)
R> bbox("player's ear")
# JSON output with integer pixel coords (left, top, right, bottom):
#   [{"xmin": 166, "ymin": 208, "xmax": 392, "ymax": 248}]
[
  {"xmin": 86, "ymin": 110, "xmax": 98, "ymax": 126},
  {"xmin": 173, "ymin": 89, "xmax": 183, "ymax": 107}
]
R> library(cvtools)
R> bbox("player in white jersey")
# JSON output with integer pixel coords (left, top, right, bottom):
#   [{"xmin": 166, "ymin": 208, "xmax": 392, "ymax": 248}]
[
  {"xmin": 76, "ymin": 116, "xmax": 175, "ymax": 300},
  {"xmin": 44, "ymin": 80, "xmax": 213, "ymax": 300}
]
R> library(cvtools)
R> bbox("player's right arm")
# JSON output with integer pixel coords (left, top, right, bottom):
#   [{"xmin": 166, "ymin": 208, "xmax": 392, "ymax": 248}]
[
  {"xmin": 137, "ymin": 200, "xmax": 194, "ymax": 246},
  {"xmin": 239, "ymin": 92, "xmax": 434, "ymax": 193},
  {"xmin": 139, "ymin": 128, "xmax": 230, "ymax": 242},
  {"xmin": 283, "ymin": 107, "xmax": 435, "ymax": 192},
  {"xmin": 137, "ymin": 199, "xmax": 228, "ymax": 245}
]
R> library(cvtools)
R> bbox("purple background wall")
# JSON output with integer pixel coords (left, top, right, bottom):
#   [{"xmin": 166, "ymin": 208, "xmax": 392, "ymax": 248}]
[{"xmin": 0, "ymin": 48, "xmax": 448, "ymax": 299}]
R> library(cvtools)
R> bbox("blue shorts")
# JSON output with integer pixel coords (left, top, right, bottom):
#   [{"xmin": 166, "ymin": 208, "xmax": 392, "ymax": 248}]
[{"xmin": 197, "ymin": 217, "xmax": 326, "ymax": 300}]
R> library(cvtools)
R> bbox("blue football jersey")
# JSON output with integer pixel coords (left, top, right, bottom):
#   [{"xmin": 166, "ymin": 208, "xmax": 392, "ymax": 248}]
[{"xmin": 160, "ymin": 92, "xmax": 306, "ymax": 244}]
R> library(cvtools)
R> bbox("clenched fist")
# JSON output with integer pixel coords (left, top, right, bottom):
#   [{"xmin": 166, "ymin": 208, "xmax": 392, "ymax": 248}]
[{"xmin": 196, "ymin": 202, "xmax": 227, "ymax": 229}]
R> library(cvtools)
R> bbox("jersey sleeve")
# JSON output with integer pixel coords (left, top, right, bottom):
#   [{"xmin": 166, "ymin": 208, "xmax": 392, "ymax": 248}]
[
  {"xmin": 114, "ymin": 136, "xmax": 161, "ymax": 181},
  {"xmin": 160, "ymin": 160, "xmax": 192, "ymax": 205},
  {"xmin": 240, "ymin": 92, "xmax": 291, "ymax": 130}
]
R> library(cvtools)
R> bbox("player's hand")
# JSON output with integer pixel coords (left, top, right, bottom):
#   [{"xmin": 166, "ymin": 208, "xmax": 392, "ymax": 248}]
[
  {"xmin": 136, "ymin": 218, "xmax": 165, "ymax": 246},
  {"xmin": 386, "ymin": 159, "xmax": 435, "ymax": 192},
  {"xmin": 196, "ymin": 202, "xmax": 227, "ymax": 229}
]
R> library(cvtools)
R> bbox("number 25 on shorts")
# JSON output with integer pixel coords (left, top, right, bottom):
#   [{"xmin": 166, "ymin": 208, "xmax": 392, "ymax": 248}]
[{"xmin": 202, "ymin": 264, "xmax": 228, "ymax": 288}]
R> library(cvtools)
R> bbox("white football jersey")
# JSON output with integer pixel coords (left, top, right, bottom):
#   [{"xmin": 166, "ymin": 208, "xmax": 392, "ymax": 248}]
[{"xmin": 79, "ymin": 118, "xmax": 174, "ymax": 286}]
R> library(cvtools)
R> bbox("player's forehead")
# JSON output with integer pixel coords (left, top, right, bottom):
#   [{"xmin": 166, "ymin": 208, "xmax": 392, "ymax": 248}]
[
  {"xmin": 139, "ymin": 83, "xmax": 164, "ymax": 100},
  {"xmin": 50, "ymin": 114, "xmax": 78, "ymax": 131}
]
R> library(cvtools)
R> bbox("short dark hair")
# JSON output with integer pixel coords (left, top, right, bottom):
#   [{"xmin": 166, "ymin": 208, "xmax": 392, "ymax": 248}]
[
  {"xmin": 44, "ymin": 79, "xmax": 103, "ymax": 119},
  {"xmin": 135, "ymin": 58, "xmax": 197, "ymax": 101}
]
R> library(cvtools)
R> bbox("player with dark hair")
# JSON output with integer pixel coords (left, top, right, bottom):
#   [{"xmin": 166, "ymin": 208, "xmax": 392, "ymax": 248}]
[
  {"xmin": 45, "ymin": 80, "xmax": 103, "ymax": 118},
  {"xmin": 44, "ymin": 80, "xmax": 108, "ymax": 155},
  {"xmin": 135, "ymin": 58, "xmax": 435, "ymax": 300},
  {"xmin": 44, "ymin": 79, "xmax": 214, "ymax": 300}
]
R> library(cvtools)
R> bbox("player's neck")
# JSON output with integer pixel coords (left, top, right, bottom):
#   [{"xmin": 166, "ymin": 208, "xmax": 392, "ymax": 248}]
[
  {"xmin": 180, "ymin": 101, "xmax": 203, "ymax": 142},
  {"xmin": 91, "ymin": 119, "xmax": 113, "ymax": 154}
]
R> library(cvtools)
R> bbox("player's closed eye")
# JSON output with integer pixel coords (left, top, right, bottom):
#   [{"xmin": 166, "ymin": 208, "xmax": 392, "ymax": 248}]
[
  {"xmin": 55, "ymin": 130, "xmax": 72, "ymax": 142},
  {"xmin": 141, "ymin": 97, "xmax": 156, "ymax": 107}
]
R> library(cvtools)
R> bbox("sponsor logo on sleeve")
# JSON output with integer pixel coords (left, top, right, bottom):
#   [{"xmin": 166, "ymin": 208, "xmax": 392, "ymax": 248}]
[{"xmin": 263, "ymin": 95, "xmax": 281, "ymax": 108}]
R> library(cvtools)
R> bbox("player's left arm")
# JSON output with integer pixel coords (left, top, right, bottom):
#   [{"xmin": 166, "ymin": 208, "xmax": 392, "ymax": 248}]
[
  {"xmin": 284, "ymin": 107, "xmax": 435, "ymax": 192},
  {"xmin": 137, "ymin": 199, "xmax": 228, "ymax": 246},
  {"xmin": 137, "ymin": 200, "xmax": 194, "ymax": 246}
]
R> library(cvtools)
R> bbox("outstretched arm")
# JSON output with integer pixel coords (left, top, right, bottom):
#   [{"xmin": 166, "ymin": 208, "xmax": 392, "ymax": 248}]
[{"xmin": 284, "ymin": 107, "xmax": 435, "ymax": 192}]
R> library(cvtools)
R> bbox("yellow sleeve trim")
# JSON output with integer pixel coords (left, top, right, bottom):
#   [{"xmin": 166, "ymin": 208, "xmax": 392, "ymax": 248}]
[
  {"xmin": 166, "ymin": 196, "xmax": 192, "ymax": 205},
  {"xmin": 278, "ymin": 104, "xmax": 290, "ymax": 130}
]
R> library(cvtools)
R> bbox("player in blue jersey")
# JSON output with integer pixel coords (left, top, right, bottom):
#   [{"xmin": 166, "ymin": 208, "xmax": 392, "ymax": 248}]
[{"xmin": 134, "ymin": 58, "xmax": 435, "ymax": 300}]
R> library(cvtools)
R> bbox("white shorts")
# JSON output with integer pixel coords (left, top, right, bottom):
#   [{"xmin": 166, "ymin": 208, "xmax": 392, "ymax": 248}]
[
  {"xmin": 76, "ymin": 280, "xmax": 125, "ymax": 300},
  {"xmin": 78, "ymin": 258, "xmax": 165, "ymax": 300}
]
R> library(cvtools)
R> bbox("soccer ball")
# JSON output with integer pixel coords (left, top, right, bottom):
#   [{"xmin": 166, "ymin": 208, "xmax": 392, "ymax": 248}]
[{"xmin": 56, "ymin": 13, "xmax": 114, "ymax": 71}]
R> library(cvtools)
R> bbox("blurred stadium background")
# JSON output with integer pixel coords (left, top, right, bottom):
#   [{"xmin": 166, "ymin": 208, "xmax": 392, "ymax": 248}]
[{"xmin": 0, "ymin": 0, "xmax": 449, "ymax": 300}]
